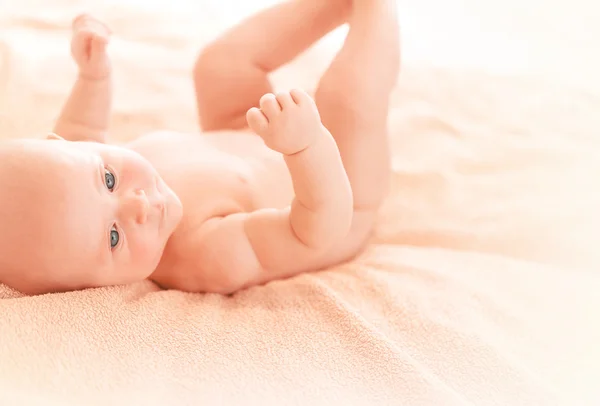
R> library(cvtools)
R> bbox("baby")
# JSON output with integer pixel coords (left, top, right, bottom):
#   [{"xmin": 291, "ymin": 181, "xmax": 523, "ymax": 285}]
[{"xmin": 0, "ymin": 0, "xmax": 400, "ymax": 295}]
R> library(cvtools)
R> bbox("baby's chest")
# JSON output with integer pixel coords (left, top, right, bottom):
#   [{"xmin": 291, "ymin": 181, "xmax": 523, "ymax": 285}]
[{"xmin": 129, "ymin": 131, "xmax": 258, "ymax": 219}]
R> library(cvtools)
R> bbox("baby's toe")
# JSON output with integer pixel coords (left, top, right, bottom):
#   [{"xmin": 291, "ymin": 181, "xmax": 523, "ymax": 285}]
[
  {"xmin": 246, "ymin": 107, "xmax": 269, "ymax": 136},
  {"xmin": 259, "ymin": 93, "xmax": 281, "ymax": 118},
  {"xmin": 275, "ymin": 92, "xmax": 295, "ymax": 109},
  {"xmin": 289, "ymin": 88, "xmax": 314, "ymax": 106}
]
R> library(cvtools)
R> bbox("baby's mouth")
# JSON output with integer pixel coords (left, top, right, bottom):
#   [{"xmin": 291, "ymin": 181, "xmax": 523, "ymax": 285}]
[
  {"xmin": 153, "ymin": 177, "xmax": 173, "ymax": 226},
  {"xmin": 154, "ymin": 175, "xmax": 183, "ymax": 228},
  {"xmin": 147, "ymin": 194, "xmax": 166, "ymax": 225},
  {"xmin": 155, "ymin": 175, "xmax": 172, "ymax": 198},
  {"xmin": 158, "ymin": 199, "xmax": 166, "ymax": 223}
]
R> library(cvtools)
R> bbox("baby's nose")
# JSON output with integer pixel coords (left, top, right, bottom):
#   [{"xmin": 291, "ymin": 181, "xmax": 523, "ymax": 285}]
[{"xmin": 120, "ymin": 189, "xmax": 149, "ymax": 225}]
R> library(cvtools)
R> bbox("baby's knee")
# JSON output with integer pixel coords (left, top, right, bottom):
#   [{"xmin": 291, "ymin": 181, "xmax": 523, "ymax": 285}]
[{"xmin": 193, "ymin": 42, "xmax": 231, "ymax": 83}]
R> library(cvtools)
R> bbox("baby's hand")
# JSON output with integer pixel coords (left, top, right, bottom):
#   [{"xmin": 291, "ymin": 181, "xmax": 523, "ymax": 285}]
[{"xmin": 71, "ymin": 14, "xmax": 111, "ymax": 80}]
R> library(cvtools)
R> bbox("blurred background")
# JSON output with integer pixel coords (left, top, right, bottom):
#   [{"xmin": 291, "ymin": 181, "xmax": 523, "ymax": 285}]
[
  {"xmin": 399, "ymin": 0, "xmax": 599, "ymax": 90},
  {"xmin": 2, "ymin": 0, "xmax": 599, "ymax": 90}
]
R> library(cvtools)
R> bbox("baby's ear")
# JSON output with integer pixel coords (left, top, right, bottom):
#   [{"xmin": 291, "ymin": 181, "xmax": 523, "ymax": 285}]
[{"xmin": 46, "ymin": 132, "xmax": 65, "ymax": 141}]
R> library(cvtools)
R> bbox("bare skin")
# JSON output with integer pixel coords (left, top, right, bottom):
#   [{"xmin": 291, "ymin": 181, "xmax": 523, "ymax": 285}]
[{"xmin": 0, "ymin": 0, "xmax": 400, "ymax": 295}]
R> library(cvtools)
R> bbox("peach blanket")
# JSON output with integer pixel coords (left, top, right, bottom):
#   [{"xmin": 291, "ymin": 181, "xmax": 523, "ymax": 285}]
[{"xmin": 1, "ymin": 0, "xmax": 599, "ymax": 405}]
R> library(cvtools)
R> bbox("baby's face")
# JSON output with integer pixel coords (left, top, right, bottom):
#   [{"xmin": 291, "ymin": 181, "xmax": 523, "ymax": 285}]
[{"xmin": 0, "ymin": 135, "xmax": 183, "ymax": 294}]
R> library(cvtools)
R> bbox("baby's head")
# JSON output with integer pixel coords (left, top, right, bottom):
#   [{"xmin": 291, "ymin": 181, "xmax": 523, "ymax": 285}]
[{"xmin": 0, "ymin": 135, "xmax": 183, "ymax": 295}]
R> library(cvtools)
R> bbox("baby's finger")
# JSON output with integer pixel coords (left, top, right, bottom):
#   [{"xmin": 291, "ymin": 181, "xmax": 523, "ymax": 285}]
[
  {"xmin": 72, "ymin": 13, "xmax": 89, "ymax": 29},
  {"xmin": 90, "ymin": 34, "xmax": 108, "ymax": 55},
  {"xmin": 74, "ymin": 15, "xmax": 111, "ymax": 37},
  {"xmin": 72, "ymin": 14, "xmax": 100, "ymax": 32},
  {"xmin": 71, "ymin": 30, "xmax": 93, "ymax": 59}
]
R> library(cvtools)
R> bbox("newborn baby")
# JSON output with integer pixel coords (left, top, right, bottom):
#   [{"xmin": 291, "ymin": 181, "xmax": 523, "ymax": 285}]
[{"xmin": 0, "ymin": 0, "xmax": 400, "ymax": 295}]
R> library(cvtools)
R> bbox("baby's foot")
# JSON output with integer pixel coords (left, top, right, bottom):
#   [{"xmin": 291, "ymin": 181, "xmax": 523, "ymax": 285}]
[{"xmin": 246, "ymin": 89, "xmax": 327, "ymax": 156}]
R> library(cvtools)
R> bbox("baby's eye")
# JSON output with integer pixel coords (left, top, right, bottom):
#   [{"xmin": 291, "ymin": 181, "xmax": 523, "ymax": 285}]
[
  {"xmin": 110, "ymin": 226, "xmax": 120, "ymax": 249},
  {"xmin": 105, "ymin": 169, "xmax": 116, "ymax": 191}
]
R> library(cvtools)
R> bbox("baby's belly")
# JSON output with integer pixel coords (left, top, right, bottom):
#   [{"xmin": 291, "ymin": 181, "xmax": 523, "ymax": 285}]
[{"xmin": 127, "ymin": 130, "xmax": 294, "ymax": 212}]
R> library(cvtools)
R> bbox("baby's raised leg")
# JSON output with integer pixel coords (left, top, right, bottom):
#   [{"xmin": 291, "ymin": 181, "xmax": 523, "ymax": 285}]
[
  {"xmin": 314, "ymin": 0, "xmax": 400, "ymax": 244},
  {"xmin": 194, "ymin": 0, "xmax": 349, "ymax": 131}
]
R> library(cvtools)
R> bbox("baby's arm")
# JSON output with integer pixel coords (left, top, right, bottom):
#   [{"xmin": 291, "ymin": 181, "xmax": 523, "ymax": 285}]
[
  {"xmin": 53, "ymin": 15, "xmax": 112, "ymax": 143},
  {"xmin": 167, "ymin": 90, "xmax": 354, "ymax": 294}
]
